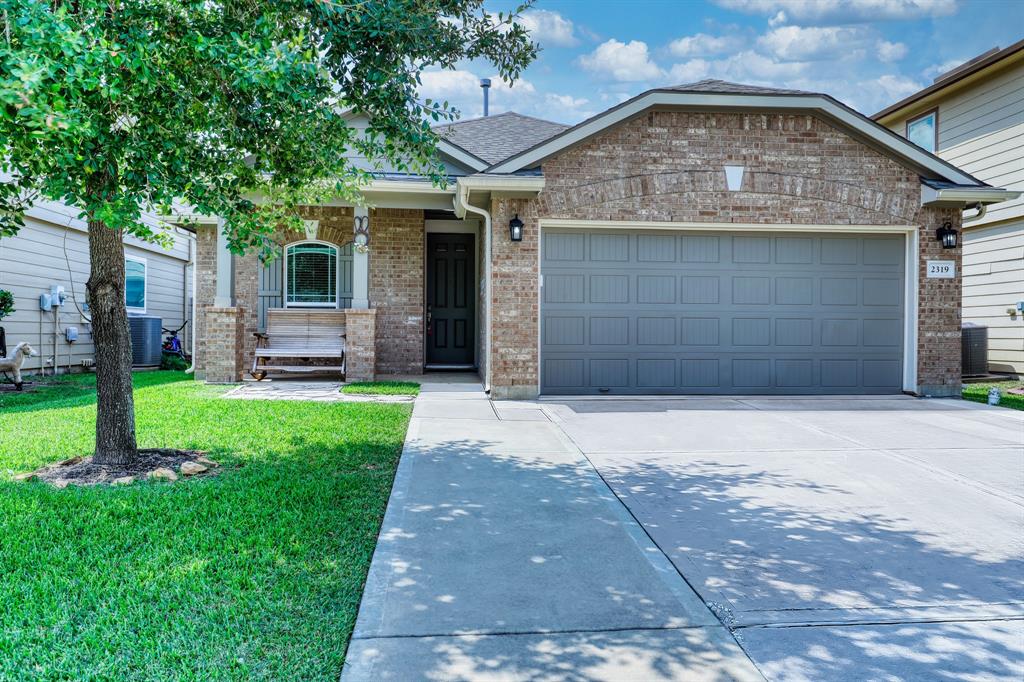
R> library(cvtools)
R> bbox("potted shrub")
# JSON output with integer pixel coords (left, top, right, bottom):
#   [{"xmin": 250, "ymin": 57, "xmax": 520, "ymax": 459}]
[{"xmin": 0, "ymin": 289, "xmax": 14, "ymax": 358}]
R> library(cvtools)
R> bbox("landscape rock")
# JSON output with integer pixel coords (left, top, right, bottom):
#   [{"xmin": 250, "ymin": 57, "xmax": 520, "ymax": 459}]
[
  {"xmin": 111, "ymin": 476, "xmax": 135, "ymax": 486},
  {"xmin": 58, "ymin": 456, "xmax": 83, "ymax": 467},
  {"xmin": 179, "ymin": 461, "xmax": 208, "ymax": 476},
  {"xmin": 52, "ymin": 479, "xmax": 70, "ymax": 489},
  {"xmin": 12, "ymin": 472, "xmax": 37, "ymax": 482},
  {"xmin": 195, "ymin": 456, "xmax": 219, "ymax": 468},
  {"xmin": 148, "ymin": 467, "xmax": 178, "ymax": 482}
]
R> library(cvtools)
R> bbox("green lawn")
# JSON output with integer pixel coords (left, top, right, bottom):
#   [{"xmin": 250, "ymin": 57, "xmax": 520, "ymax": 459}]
[
  {"xmin": 341, "ymin": 380, "xmax": 420, "ymax": 396},
  {"xmin": 0, "ymin": 371, "xmax": 411, "ymax": 680},
  {"xmin": 963, "ymin": 379, "xmax": 1024, "ymax": 411}
]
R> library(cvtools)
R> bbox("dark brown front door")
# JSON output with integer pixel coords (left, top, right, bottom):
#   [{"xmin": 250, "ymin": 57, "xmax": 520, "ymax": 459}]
[{"xmin": 426, "ymin": 233, "xmax": 476, "ymax": 367}]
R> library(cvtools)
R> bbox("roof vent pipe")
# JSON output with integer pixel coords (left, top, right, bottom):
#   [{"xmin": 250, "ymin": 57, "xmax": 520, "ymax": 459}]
[{"xmin": 480, "ymin": 78, "xmax": 491, "ymax": 117}]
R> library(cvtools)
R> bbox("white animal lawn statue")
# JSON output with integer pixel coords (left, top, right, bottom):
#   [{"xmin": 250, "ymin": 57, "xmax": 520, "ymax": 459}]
[{"xmin": 0, "ymin": 342, "xmax": 39, "ymax": 391}]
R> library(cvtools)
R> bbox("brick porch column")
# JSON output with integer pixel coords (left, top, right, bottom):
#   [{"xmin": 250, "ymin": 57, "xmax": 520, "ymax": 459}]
[
  {"xmin": 344, "ymin": 309, "xmax": 376, "ymax": 382},
  {"xmin": 205, "ymin": 306, "xmax": 246, "ymax": 382}
]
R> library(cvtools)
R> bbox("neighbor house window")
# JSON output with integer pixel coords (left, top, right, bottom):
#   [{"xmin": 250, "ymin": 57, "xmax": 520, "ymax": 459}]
[
  {"xmin": 907, "ymin": 110, "xmax": 937, "ymax": 153},
  {"xmin": 125, "ymin": 256, "xmax": 147, "ymax": 312},
  {"xmin": 285, "ymin": 241, "xmax": 338, "ymax": 307}
]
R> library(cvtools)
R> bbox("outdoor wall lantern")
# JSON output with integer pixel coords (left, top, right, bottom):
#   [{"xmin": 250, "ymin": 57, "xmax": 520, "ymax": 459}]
[
  {"xmin": 509, "ymin": 214, "xmax": 524, "ymax": 242},
  {"xmin": 936, "ymin": 221, "xmax": 958, "ymax": 249},
  {"xmin": 354, "ymin": 215, "xmax": 370, "ymax": 253}
]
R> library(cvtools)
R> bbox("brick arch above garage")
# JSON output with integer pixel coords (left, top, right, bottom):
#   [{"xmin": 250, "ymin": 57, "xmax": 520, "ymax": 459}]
[{"xmin": 537, "ymin": 110, "xmax": 926, "ymax": 225}]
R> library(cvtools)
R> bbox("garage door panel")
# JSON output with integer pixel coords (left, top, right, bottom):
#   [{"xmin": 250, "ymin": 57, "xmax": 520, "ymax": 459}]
[
  {"xmin": 638, "ymin": 234, "xmax": 676, "ymax": 261},
  {"xmin": 541, "ymin": 230, "xmax": 905, "ymax": 395}
]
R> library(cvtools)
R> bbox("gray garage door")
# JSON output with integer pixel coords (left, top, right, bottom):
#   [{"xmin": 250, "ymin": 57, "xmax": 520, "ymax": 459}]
[{"xmin": 541, "ymin": 229, "xmax": 905, "ymax": 395}]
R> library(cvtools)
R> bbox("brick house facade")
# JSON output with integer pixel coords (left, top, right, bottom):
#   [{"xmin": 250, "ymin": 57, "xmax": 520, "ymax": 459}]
[{"xmin": 188, "ymin": 81, "xmax": 1015, "ymax": 399}]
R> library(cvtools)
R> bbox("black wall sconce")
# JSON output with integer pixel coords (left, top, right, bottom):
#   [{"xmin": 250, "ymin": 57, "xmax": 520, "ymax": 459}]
[
  {"xmin": 509, "ymin": 214, "xmax": 524, "ymax": 242},
  {"xmin": 936, "ymin": 221, "xmax": 958, "ymax": 249}
]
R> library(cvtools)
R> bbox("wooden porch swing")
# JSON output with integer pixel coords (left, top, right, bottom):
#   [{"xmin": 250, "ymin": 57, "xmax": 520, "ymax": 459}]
[{"xmin": 251, "ymin": 309, "xmax": 346, "ymax": 380}]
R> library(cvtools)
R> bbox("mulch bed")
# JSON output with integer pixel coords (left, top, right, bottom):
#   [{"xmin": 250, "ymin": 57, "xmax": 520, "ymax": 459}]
[{"xmin": 20, "ymin": 448, "xmax": 219, "ymax": 487}]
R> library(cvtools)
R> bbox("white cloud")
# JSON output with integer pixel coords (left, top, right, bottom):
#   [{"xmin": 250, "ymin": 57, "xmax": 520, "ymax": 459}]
[
  {"xmin": 757, "ymin": 25, "xmax": 907, "ymax": 63},
  {"xmin": 665, "ymin": 50, "xmax": 812, "ymax": 89},
  {"xmin": 667, "ymin": 33, "xmax": 741, "ymax": 58},
  {"xmin": 758, "ymin": 25, "xmax": 870, "ymax": 61},
  {"xmin": 923, "ymin": 57, "xmax": 966, "ymax": 80},
  {"xmin": 418, "ymin": 69, "xmax": 596, "ymax": 122},
  {"xmin": 577, "ymin": 39, "xmax": 664, "ymax": 82},
  {"xmin": 668, "ymin": 59, "xmax": 712, "ymax": 83},
  {"xmin": 518, "ymin": 9, "xmax": 578, "ymax": 48},
  {"xmin": 876, "ymin": 40, "xmax": 908, "ymax": 62},
  {"xmin": 719, "ymin": 50, "xmax": 812, "ymax": 79},
  {"xmin": 419, "ymin": 69, "xmax": 481, "ymax": 102},
  {"xmin": 875, "ymin": 73, "xmax": 925, "ymax": 101},
  {"xmin": 544, "ymin": 93, "xmax": 596, "ymax": 120},
  {"xmin": 714, "ymin": 0, "xmax": 958, "ymax": 24}
]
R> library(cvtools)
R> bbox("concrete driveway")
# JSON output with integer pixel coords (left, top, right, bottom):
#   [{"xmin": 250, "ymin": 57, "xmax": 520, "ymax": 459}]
[{"xmin": 544, "ymin": 395, "xmax": 1024, "ymax": 681}]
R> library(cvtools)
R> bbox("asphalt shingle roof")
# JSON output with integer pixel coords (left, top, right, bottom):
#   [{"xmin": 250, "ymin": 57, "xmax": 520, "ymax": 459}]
[
  {"xmin": 434, "ymin": 112, "xmax": 569, "ymax": 165},
  {"xmin": 663, "ymin": 79, "xmax": 812, "ymax": 95}
]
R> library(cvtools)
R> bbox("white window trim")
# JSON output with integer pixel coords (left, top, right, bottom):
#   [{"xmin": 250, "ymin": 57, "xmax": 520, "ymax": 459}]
[
  {"xmin": 283, "ymin": 240, "xmax": 340, "ymax": 309},
  {"xmin": 125, "ymin": 255, "xmax": 148, "ymax": 314}
]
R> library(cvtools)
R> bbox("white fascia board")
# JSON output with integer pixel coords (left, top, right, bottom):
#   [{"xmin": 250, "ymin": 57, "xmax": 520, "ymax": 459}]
[
  {"xmin": 540, "ymin": 218, "xmax": 916, "ymax": 233},
  {"xmin": 365, "ymin": 179, "xmax": 454, "ymax": 195},
  {"xmin": 921, "ymin": 185, "xmax": 1022, "ymax": 207},
  {"xmin": 456, "ymin": 175, "xmax": 545, "ymax": 193},
  {"xmin": 487, "ymin": 91, "xmax": 981, "ymax": 187},
  {"xmin": 438, "ymin": 140, "xmax": 488, "ymax": 172}
]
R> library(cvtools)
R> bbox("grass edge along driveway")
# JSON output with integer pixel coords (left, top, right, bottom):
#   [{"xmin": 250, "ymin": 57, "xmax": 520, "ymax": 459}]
[{"xmin": 0, "ymin": 371, "xmax": 411, "ymax": 681}]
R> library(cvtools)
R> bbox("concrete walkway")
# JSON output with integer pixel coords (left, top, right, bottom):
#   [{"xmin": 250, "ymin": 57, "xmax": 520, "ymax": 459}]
[{"xmin": 343, "ymin": 379, "xmax": 762, "ymax": 681}]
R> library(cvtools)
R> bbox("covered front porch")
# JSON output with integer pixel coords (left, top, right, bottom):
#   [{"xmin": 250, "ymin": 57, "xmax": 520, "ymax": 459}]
[{"xmin": 189, "ymin": 176, "xmax": 543, "ymax": 389}]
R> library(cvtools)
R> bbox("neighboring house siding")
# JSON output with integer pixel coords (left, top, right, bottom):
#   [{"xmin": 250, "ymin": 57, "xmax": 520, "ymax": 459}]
[
  {"xmin": 0, "ymin": 201, "xmax": 193, "ymax": 374},
  {"xmin": 884, "ymin": 59, "xmax": 1024, "ymax": 374},
  {"xmin": 884, "ymin": 60, "xmax": 1024, "ymax": 228},
  {"xmin": 963, "ymin": 221, "xmax": 1024, "ymax": 374},
  {"xmin": 486, "ymin": 110, "xmax": 962, "ymax": 398}
]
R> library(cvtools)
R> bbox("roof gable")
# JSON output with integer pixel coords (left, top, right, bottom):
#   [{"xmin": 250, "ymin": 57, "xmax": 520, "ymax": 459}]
[
  {"xmin": 434, "ymin": 112, "xmax": 569, "ymax": 165},
  {"xmin": 484, "ymin": 80, "xmax": 985, "ymax": 187}
]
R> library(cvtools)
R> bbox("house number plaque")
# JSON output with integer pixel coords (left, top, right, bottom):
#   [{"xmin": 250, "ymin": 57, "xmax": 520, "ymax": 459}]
[{"xmin": 926, "ymin": 260, "xmax": 955, "ymax": 278}]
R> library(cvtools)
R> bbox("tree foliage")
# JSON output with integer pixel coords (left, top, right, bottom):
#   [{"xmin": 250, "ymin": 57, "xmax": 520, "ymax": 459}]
[
  {"xmin": 0, "ymin": 0, "xmax": 536, "ymax": 464},
  {"xmin": 0, "ymin": 0, "xmax": 537, "ymax": 254}
]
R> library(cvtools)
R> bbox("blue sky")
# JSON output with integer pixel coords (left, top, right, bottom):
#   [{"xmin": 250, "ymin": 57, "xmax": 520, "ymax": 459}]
[{"xmin": 419, "ymin": 0, "xmax": 1024, "ymax": 123}]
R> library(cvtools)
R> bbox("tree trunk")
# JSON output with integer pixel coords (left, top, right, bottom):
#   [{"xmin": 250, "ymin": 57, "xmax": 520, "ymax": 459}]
[{"xmin": 87, "ymin": 218, "xmax": 138, "ymax": 465}]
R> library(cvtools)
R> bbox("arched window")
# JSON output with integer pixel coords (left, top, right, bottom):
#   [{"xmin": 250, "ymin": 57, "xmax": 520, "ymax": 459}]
[{"xmin": 285, "ymin": 241, "xmax": 338, "ymax": 307}]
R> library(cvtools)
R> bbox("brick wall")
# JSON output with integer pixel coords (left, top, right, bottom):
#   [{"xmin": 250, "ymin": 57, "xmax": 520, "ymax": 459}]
[
  {"xmin": 344, "ymin": 309, "xmax": 377, "ymax": 382},
  {"xmin": 193, "ymin": 225, "xmax": 217, "ymax": 378},
  {"xmin": 486, "ymin": 110, "xmax": 961, "ymax": 397},
  {"xmin": 369, "ymin": 208, "xmax": 425, "ymax": 374},
  {"xmin": 489, "ymin": 197, "xmax": 539, "ymax": 399},
  {"xmin": 917, "ymin": 207, "xmax": 963, "ymax": 396},
  {"xmin": 204, "ymin": 306, "xmax": 245, "ymax": 382}
]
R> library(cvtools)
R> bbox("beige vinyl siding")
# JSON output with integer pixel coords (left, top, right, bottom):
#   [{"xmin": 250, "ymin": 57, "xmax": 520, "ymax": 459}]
[
  {"xmin": 962, "ymin": 220, "xmax": 1024, "ymax": 374},
  {"xmin": 0, "ymin": 204, "xmax": 193, "ymax": 374},
  {"xmin": 884, "ymin": 59, "xmax": 1024, "ymax": 374},
  {"xmin": 885, "ymin": 61, "xmax": 1024, "ymax": 229}
]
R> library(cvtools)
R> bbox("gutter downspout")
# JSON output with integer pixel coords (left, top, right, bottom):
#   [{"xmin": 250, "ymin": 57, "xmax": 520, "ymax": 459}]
[
  {"xmin": 963, "ymin": 202, "xmax": 988, "ymax": 224},
  {"xmin": 184, "ymin": 231, "xmax": 197, "ymax": 375},
  {"xmin": 454, "ymin": 183, "xmax": 492, "ymax": 393}
]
